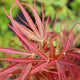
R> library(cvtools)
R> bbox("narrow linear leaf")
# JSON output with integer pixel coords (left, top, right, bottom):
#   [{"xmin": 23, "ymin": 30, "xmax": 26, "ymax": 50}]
[
  {"xmin": 64, "ymin": 23, "xmax": 80, "ymax": 52},
  {"xmin": 0, "ymin": 47, "xmax": 31, "ymax": 55},
  {"xmin": 0, "ymin": 63, "xmax": 23, "ymax": 76},
  {"xmin": 57, "ymin": 59, "xmax": 80, "ymax": 68},
  {"xmin": 19, "ymin": 63, "xmax": 32, "ymax": 80},
  {"xmin": 0, "ymin": 58, "xmax": 46, "ymax": 63},
  {"xmin": 29, "ymin": 61, "xmax": 48, "ymax": 75},
  {"xmin": 44, "ymin": 15, "xmax": 50, "ymax": 39},
  {"xmin": 57, "ymin": 62, "xmax": 67, "ymax": 80},
  {"xmin": 66, "ymin": 52, "xmax": 80, "ymax": 59},
  {"xmin": 41, "ymin": 1, "xmax": 44, "ymax": 24},
  {"xmin": 68, "ymin": 67, "xmax": 75, "ymax": 80},
  {"xmin": 64, "ymin": 30, "xmax": 74, "ymax": 52}
]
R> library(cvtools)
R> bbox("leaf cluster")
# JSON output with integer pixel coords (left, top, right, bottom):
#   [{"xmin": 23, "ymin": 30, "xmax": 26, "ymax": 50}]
[{"xmin": 0, "ymin": 0, "xmax": 80, "ymax": 80}]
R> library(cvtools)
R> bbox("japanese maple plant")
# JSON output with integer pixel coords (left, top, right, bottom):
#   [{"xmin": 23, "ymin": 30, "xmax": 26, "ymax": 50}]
[{"xmin": 0, "ymin": 0, "xmax": 80, "ymax": 80}]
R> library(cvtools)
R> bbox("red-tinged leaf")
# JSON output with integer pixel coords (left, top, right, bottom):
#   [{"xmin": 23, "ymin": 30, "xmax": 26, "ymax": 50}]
[
  {"xmin": 70, "ymin": 47, "xmax": 80, "ymax": 51},
  {"xmin": 64, "ymin": 23, "xmax": 80, "ymax": 52},
  {"xmin": 4, "ymin": 54, "xmax": 14, "ymax": 58},
  {"xmin": 9, "ymin": 25, "xmax": 48, "ymax": 60},
  {"xmin": 15, "ymin": 0, "xmax": 40, "ymax": 38},
  {"xmin": 29, "ymin": 61, "xmax": 48, "ymax": 75},
  {"xmin": 55, "ymin": 36, "xmax": 63, "ymax": 51},
  {"xmin": 60, "ymin": 29, "xmax": 69, "ymax": 48},
  {"xmin": 34, "ymin": 0, "xmax": 36, "ymax": 11},
  {"xmin": 19, "ymin": 63, "xmax": 32, "ymax": 80},
  {"xmin": 11, "ymin": 69, "xmax": 21, "ymax": 74},
  {"xmin": 31, "ymin": 62, "xmax": 45, "ymax": 70},
  {"xmin": 0, "ymin": 58, "xmax": 46, "ymax": 63},
  {"xmin": 52, "ymin": 14, "xmax": 57, "ymax": 31},
  {"xmin": 60, "ymin": 20, "xmax": 67, "ymax": 32},
  {"xmin": 57, "ymin": 62, "xmax": 67, "ymax": 80},
  {"xmin": 50, "ymin": 38, "xmax": 55, "ymax": 58},
  {"xmin": 68, "ymin": 67, "xmax": 76, "ymax": 80},
  {"xmin": 0, "ymin": 63, "xmax": 23, "ymax": 76},
  {"xmin": 73, "ymin": 33, "xmax": 80, "ymax": 46},
  {"xmin": 41, "ymin": 1, "xmax": 44, "ymax": 24},
  {"xmin": 66, "ymin": 52, "xmax": 80, "ymax": 59},
  {"xmin": 63, "ymin": 19, "xmax": 75, "ymax": 31},
  {"xmin": 46, "ymin": 32, "xmax": 59, "ymax": 41},
  {"xmin": 52, "ymin": 33, "xmax": 60, "ymax": 42},
  {"xmin": 78, "ymin": 70, "xmax": 80, "ymax": 79},
  {"xmin": 12, "ymin": 29, "xmax": 30, "ymax": 52},
  {"xmin": 0, "ymin": 47, "xmax": 31, "ymax": 55},
  {"xmin": 44, "ymin": 15, "xmax": 50, "ymax": 39},
  {"xmin": 48, "ymin": 32, "xmax": 58, "ymax": 37},
  {"xmin": 17, "ymin": 14, "xmax": 29, "ymax": 26},
  {"xmin": 44, "ymin": 69, "xmax": 58, "ymax": 75},
  {"xmin": 17, "ymin": 36, "xmax": 31, "ymax": 52},
  {"xmin": 56, "ymin": 64, "xmax": 62, "ymax": 80},
  {"xmin": 57, "ymin": 59, "xmax": 80, "ymax": 68},
  {"xmin": 61, "ymin": 36, "xmax": 66, "ymax": 48},
  {"xmin": 64, "ymin": 29, "xmax": 74, "ymax": 52}
]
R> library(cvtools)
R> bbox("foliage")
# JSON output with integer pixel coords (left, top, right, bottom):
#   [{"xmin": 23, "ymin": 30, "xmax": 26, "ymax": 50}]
[
  {"xmin": 0, "ymin": 0, "xmax": 80, "ymax": 80},
  {"xmin": 20, "ymin": 0, "xmax": 80, "ymax": 21},
  {"xmin": 20, "ymin": 0, "xmax": 68, "ymax": 20},
  {"xmin": 20, "ymin": 0, "xmax": 80, "ymax": 45}
]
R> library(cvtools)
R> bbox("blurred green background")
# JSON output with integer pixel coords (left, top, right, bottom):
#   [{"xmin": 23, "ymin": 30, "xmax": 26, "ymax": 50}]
[{"xmin": 0, "ymin": 0, "xmax": 80, "ymax": 67}]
